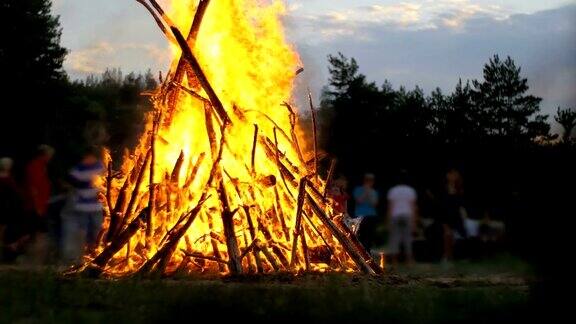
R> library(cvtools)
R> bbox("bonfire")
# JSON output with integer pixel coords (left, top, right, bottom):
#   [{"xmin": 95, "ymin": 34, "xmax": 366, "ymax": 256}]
[{"xmin": 75, "ymin": 0, "xmax": 381, "ymax": 277}]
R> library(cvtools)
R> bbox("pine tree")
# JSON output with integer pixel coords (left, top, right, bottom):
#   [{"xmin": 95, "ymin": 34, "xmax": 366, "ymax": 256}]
[
  {"xmin": 0, "ymin": 0, "xmax": 68, "ymax": 153},
  {"xmin": 555, "ymin": 107, "xmax": 576, "ymax": 143},
  {"xmin": 472, "ymin": 55, "xmax": 549, "ymax": 140}
]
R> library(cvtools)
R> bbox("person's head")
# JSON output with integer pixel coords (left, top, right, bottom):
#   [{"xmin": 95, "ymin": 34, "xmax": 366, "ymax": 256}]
[
  {"xmin": 363, "ymin": 173, "xmax": 375, "ymax": 188},
  {"xmin": 81, "ymin": 147, "xmax": 100, "ymax": 165},
  {"xmin": 0, "ymin": 157, "xmax": 14, "ymax": 176},
  {"xmin": 334, "ymin": 175, "xmax": 348, "ymax": 190},
  {"xmin": 446, "ymin": 168, "xmax": 463, "ymax": 194},
  {"xmin": 37, "ymin": 144, "xmax": 55, "ymax": 162}
]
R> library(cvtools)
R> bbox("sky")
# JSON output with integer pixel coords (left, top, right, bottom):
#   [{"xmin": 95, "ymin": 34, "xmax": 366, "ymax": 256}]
[{"xmin": 53, "ymin": 0, "xmax": 576, "ymax": 126}]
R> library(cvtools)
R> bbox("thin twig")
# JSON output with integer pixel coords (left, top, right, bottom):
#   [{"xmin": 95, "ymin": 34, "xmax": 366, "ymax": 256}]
[
  {"xmin": 308, "ymin": 90, "xmax": 318, "ymax": 174},
  {"xmin": 323, "ymin": 158, "xmax": 337, "ymax": 198},
  {"xmin": 251, "ymin": 124, "xmax": 258, "ymax": 174},
  {"xmin": 181, "ymin": 250, "xmax": 228, "ymax": 265}
]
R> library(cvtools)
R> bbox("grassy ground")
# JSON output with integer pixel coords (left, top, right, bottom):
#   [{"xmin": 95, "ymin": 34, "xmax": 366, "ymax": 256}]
[{"xmin": 0, "ymin": 257, "xmax": 535, "ymax": 323}]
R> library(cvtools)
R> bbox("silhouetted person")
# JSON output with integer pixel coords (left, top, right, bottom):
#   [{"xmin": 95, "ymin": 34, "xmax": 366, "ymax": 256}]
[
  {"xmin": 62, "ymin": 149, "xmax": 104, "ymax": 262},
  {"xmin": 440, "ymin": 168, "xmax": 468, "ymax": 262},
  {"xmin": 22, "ymin": 145, "xmax": 54, "ymax": 262},
  {"xmin": 23, "ymin": 145, "xmax": 54, "ymax": 221},
  {"xmin": 0, "ymin": 157, "xmax": 26, "ymax": 261},
  {"xmin": 329, "ymin": 175, "xmax": 350, "ymax": 216},
  {"xmin": 354, "ymin": 173, "xmax": 379, "ymax": 253},
  {"xmin": 387, "ymin": 171, "xmax": 418, "ymax": 265}
]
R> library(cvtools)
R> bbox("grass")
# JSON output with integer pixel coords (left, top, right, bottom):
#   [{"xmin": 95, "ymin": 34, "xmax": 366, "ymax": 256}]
[{"xmin": 0, "ymin": 257, "xmax": 535, "ymax": 323}]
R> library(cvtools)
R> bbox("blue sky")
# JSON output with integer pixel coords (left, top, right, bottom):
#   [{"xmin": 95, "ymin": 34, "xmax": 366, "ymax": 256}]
[{"xmin": 53, "ymin": 0, "xmax": 576, "ymax": 125}]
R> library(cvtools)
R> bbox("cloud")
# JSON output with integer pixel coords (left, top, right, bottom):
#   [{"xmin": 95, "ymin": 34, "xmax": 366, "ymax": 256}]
[
  {"xmin": 66, "ymin": 42, "xmax": 170, "ymax": 77},
  {"xmin": 287, "ymin": 0, "xmax": 512, "ymax": 42},
  {"xmin": 287, "ymin": 4, "xmax": 576, "ymax": 119}
]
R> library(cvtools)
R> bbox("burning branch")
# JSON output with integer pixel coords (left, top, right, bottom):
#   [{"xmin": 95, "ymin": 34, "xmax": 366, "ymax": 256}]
[{"xmin": 308, "ymin": 91, "xmax": 319, "ymax": 174}]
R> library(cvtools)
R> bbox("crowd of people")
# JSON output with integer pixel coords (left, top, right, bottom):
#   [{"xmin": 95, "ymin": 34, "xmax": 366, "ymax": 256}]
[
  {"xmin": 329, "ymin": 169, "xmax": 505, "ymax": 266},
  {"xmin": 0, "ymin": 145, "xmax": 104, "ymax": 265},
  {"xmin": 1, "ymin": 144, "xmax": 504, "ymax": 268}
]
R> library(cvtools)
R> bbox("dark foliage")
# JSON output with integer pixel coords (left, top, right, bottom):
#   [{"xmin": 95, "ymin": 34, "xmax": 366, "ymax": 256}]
[
  {"xmin": 0, "ymin": 0, "xmax": 68, "ymax": 154},
  {"xmin": 554, "ymin": 107, "xmax": 576, "ymax": 143}
]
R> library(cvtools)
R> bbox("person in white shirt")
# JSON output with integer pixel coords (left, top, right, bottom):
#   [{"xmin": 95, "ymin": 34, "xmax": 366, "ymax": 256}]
[{"xmin": 387, "ymin": 173, "xmax": 418, "ymax": 265}]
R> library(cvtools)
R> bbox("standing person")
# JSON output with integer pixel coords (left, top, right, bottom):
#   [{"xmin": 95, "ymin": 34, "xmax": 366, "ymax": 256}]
[
  {"xmin": 62, "ymin": 149, "xmax": 104, "ymax": 262},
  {"xmin": 22, "ymin": 145, "xmax": 54, "ymax": 262},
  {"xmin": 354, "ymin": 173, "xmax": 379, "ymax": 253},
  {"xmin": 23, "ymin": 145, "xmax": 54, "ymax": 220},
  {"xmin": 0, "ymin": 157, "xmax": 27, "ymax": 261},
  {"xmin": 387, "ymin": 171, "xmax": 418, "ymax": 265},
  {"xmin": 329, "ymin": 175, "xmax": 350, "ymax": 216},
  {"xmin": 440, "ymin": 168, "xmax": 468, "ymax": 262}
]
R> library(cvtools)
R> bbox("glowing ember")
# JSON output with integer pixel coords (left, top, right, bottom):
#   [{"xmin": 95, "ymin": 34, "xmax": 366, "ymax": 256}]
[{"xmin": 75, "ymin": 0, "xmax": 380, "ymax": 277}]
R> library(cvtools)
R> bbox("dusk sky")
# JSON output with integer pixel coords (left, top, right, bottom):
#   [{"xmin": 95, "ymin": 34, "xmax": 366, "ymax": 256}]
[{"xmin": 53, "ymin": 0, "xmax": 576, "ymax": 124}]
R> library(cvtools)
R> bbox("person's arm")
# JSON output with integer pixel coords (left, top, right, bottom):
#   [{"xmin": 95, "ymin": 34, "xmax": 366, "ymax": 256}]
[
  {"xmin": 412, "ymin": 202, "xmax": 419, "ymax": 232},
  {"xmin": 370, "ymin": 190, "xmax": 379, "ymax": 207},
  {"xmin": 411, "ymin": 190, "xmax": 419, "ymax": 232},
  {"xmin": 354, "ymin": 188, "xmax": 365, "ymax": 203}
]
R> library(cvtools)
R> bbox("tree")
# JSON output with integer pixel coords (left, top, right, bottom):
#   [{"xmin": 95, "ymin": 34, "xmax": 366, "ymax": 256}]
[
  {"xmin": 555, "ymin": 107, "xmax": 576, "ymax": 143},
  {"xmin": 326, "ymin": 52, "xmax": 362, "ymax": 96},
  {"xmin": 471, "ymin": 55, "xmax": 549, "ymax": 141},
  {"xmin": 0, "ymin": 0, "xmax": 68, "ymax": 153}
]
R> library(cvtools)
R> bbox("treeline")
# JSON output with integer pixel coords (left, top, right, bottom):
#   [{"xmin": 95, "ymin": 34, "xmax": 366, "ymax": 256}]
[
  {"xmin": 0, "ymin": 0, "xmax": 157, "ymax": 173},
  {"xmin": 319, "ymin": 52, "xmax": 575, "ymax": 223}
]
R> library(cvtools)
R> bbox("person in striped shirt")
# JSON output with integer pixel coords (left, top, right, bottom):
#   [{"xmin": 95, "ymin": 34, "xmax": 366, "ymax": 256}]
[{"xmin": 62, "ymin": 149, "xmax": 104, "ymax": 261}]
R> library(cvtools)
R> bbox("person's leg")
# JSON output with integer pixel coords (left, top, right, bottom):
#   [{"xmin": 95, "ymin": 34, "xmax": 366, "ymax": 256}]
[
  {"xmin": 388, "ymin": 218, "xmax": 400, "ymax": 266},
  {"xmin": 0, "ymin": 224, "xmax": 5, "ymax": 261},
  {"xmin": 442, "ymin": 224, "xmax": 454, "ymax": 261},
  {"xmin": 358, "ymin": 217, "xmax": 376, "ymax": 253},
  {"xmin": 404, "ymin": 219, "xmax": 414, "ymax": 264},
  {"xmin": 87, "ymin": 210, "xmax": 103, "ymax": 250}
]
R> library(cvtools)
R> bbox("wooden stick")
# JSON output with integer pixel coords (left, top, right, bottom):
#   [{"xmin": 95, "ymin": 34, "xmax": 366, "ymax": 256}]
[
  {"xmin": 302, "ymin": 211, "xmax": 332, "ymax": 252},
  {"xmin": 301, "ymin": 222, "xmax": 311, "ymax": 271},
  {"xmin": 251, "ymin": 124, "xmax": 258, "ymax": 174},
  {"xmin": 135, "ymin": 0, "xmax": 176, "ymax": 44},
  {"xmin": 324, "ymin": 158, "xmax": 337, "ymax": 198},
  {"xmin": 290, "ymin": 178, "xmax": 307, "ymax": 268},
  {"xmin": 171, "ymin": 81, "xmax": 209, "ymax": 103},
  {"xmin": 121, "ymin": 149, "xmax": 152, "ymax": 231},
  {"xmin": 204, "ymin": 102, "xmax": 218, "ymax": 158},
  {"xmin": 240, "ymin": 238, "xmax": 259, "ymax": 260},
  {"xmin": 271, "ymin": 244, "xmax": 289, "ymax": 269},
  {"xmin": 170, "ymin": 26, "xmax": 231, "ymax": 125},
  {"xmin": 305, "ymin": 193, "xmax": 378, "ymax": 275},
  {"xmin": 274, "ymin": 186, "xmax": 290, "ymax": 241},
  {"xmin": 218, "ymin": 181, "xmax": 242, "ymax": 274},
  {"xmin": 206, "ymin": 211, "xmax": 226, "ymax": 273},
  {"xmin": 181, "ymin": 250, "xmax": 227, "ymax": 265},
  {"xmin": 107, "ymin": 153, "xmax": 144, "ymax": 241},
  {"xmin": 171, "ymin": 0, "xmax": 211, "ymax": 83},
  {"xmin": 241, "ymin": 232, "xmax": 255, "ymax": 273},
  {"xmin": 334, "ymin": 217, "xmax": 383, "ymax": 274},
  {"xmin": 170, "ymin": 150, "xmax": 185, "ymax": 183},
  {"xmin": 167, "ymin": 0, "xmax": 211, "ymax": 116},
  {"xmin": 82, "ymin": 208, "xmax": 148, "ymax": 277},
  {"xmin": 281, "ymin": 102, "xmax": 305, "ymax": 164},
  {"xmin": 137, "ymin": 195, "xmax": 209, "ymax": 275},
  {"xmin": 106, "ymin": 161, "xmax": 113, "ymax": 217},
  {"xmin": 242, "ymin": 205, "xmax": 263, "ymax": 273},
  {"xmin": 307, "ymin": 179, "xmax": 328, "ymax": 205},
  {"xmin": 257, "ymin": 242, "xmax": 281, "ymax": 272},
  {"xmin": 147, "ymin": 114, "xmax": 160, "ymax": 239},
  {"xmin": 308, "ymin": 90, "xmax": 318, "ymax": 174},
  {"xmin": 184, "ymin": 152, "xmax": 206, "ymax": 189}
]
